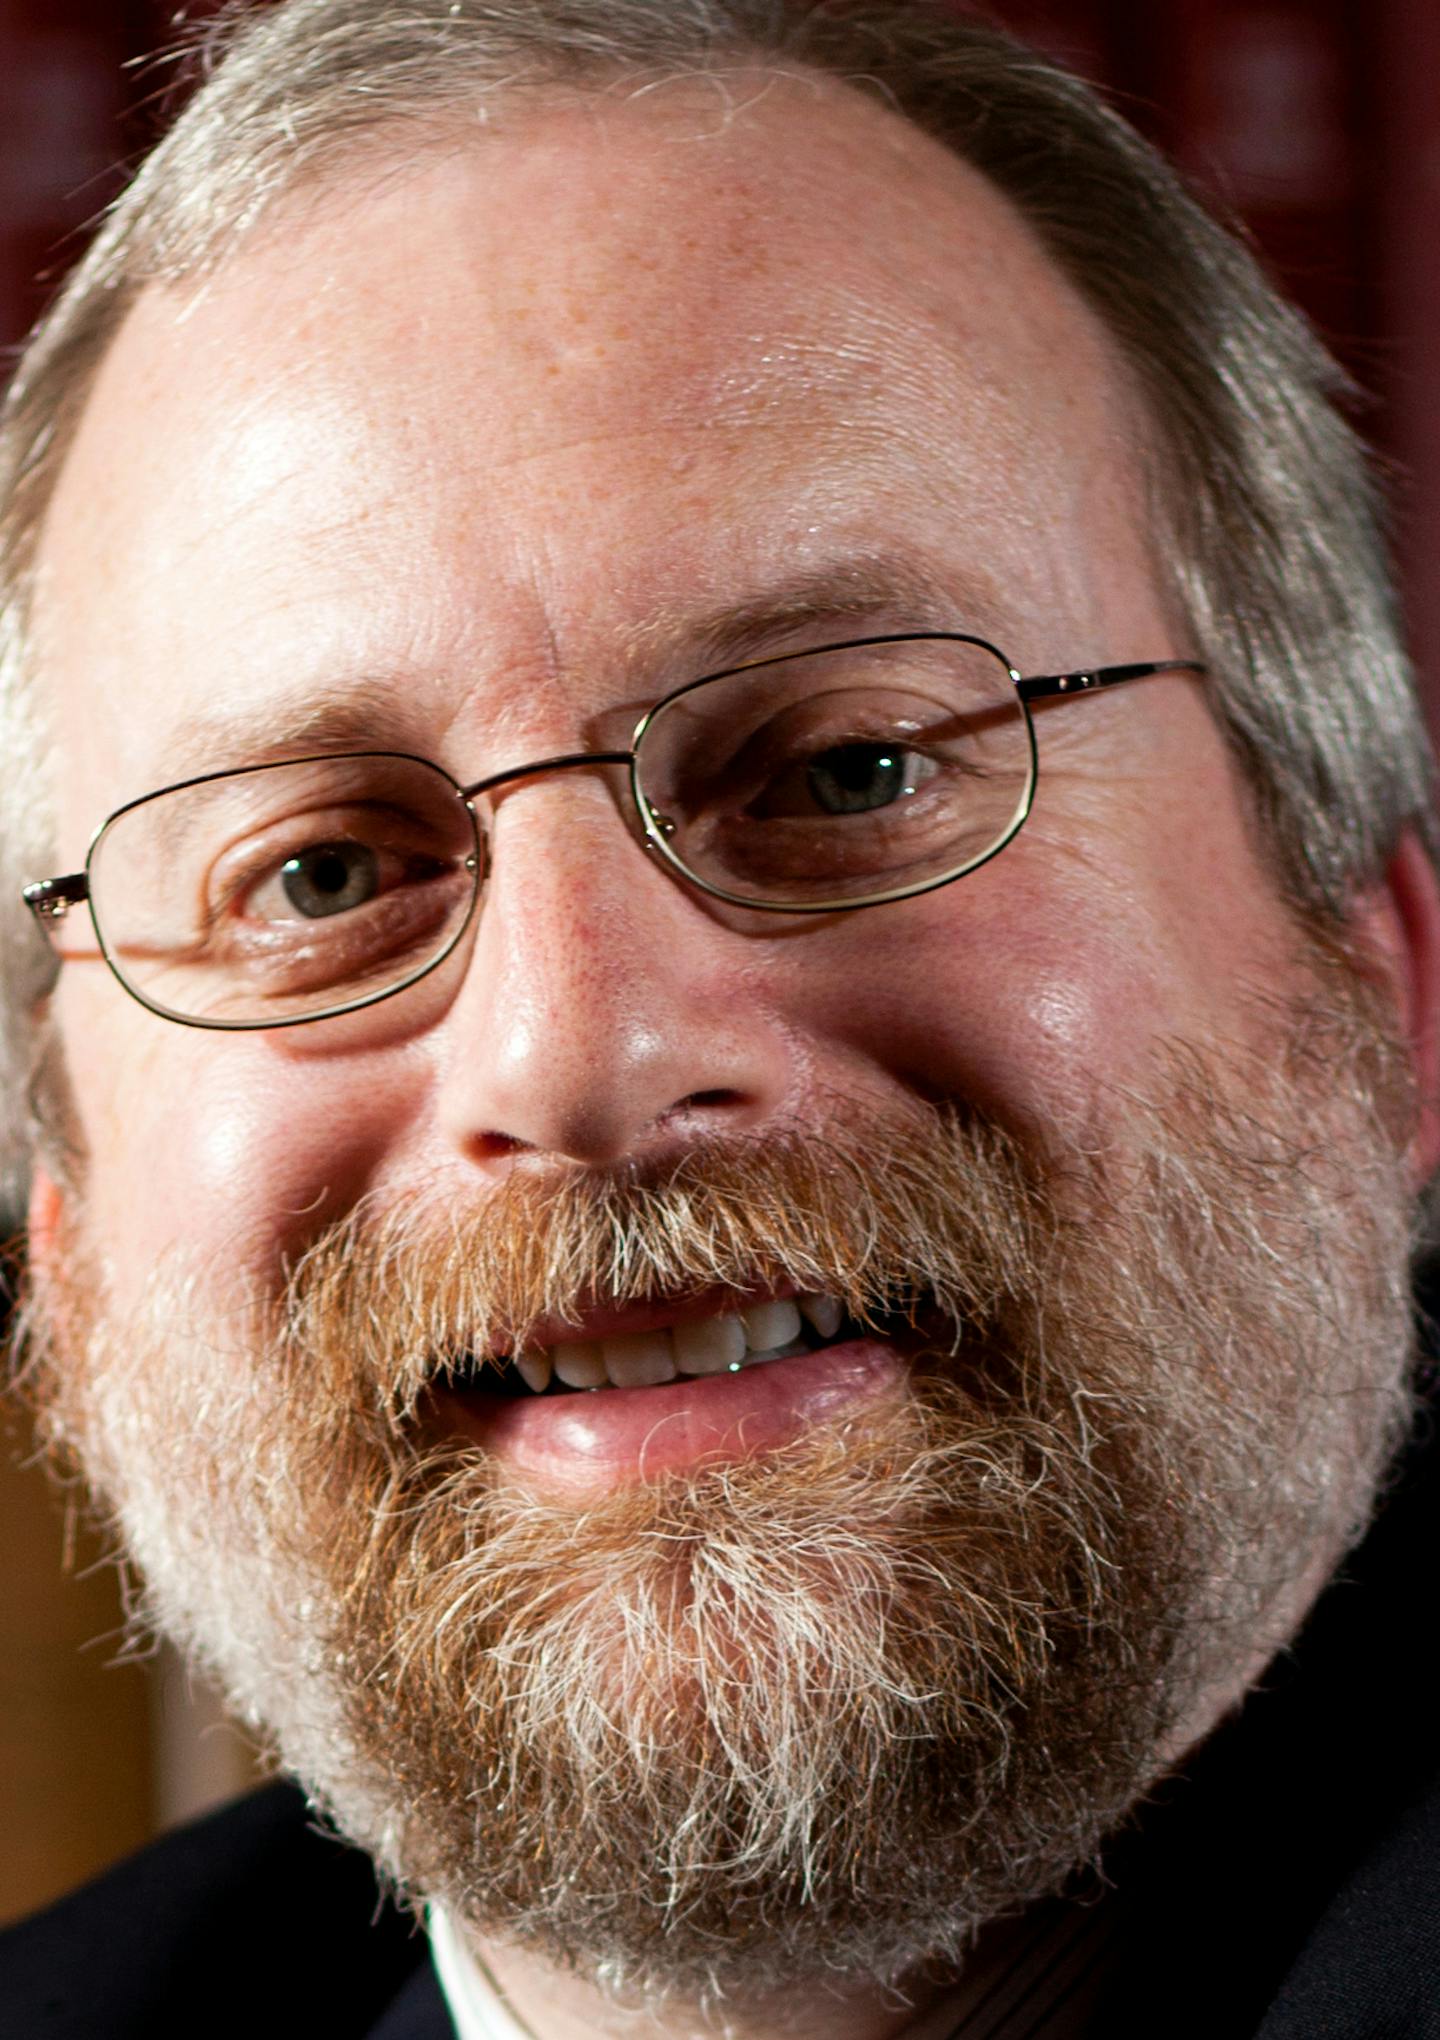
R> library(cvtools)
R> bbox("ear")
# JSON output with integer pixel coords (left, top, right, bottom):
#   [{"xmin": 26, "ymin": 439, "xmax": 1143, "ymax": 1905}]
[
  {"xmin": 27, "ymin": 1165, "xmax": 65, "ymax": 1290},
  {"xmin": 1347, "ymin": 829, "xmax": 1440, "ymax": 1189}
]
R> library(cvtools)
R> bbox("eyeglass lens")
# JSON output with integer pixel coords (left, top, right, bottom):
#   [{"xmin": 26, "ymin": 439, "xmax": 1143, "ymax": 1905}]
[
  {"xmin": 87, "ymin": 636, "xmax": 1032, "ymax": 1027},
  {"xmin": 638, "ymin": 636, "xmax": 1031, "ymax": 908},
  {"xmin": 88, "ymin": 753, "xmax": 481, "ymax": 1027}
]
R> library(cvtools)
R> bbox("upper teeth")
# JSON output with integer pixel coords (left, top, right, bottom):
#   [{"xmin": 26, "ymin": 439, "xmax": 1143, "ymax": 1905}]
[{"xmin": 509, "ymin": 1293, "xmax": 846, "ymax": 1395}]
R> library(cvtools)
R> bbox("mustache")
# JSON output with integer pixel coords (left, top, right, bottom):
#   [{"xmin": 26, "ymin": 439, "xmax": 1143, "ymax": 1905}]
[{"xmin": 276, "ymin": 1105, "xmax": 1055, "ymax": 1426}]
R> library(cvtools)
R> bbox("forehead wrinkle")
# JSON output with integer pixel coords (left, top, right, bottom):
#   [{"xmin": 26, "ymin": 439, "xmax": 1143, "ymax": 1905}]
[{"xmin": 685, "ymin": 294, "xmax": 949, "ymax": 418}]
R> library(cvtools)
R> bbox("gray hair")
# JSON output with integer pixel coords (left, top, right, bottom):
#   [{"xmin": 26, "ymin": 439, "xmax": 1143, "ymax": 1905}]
[{"xmin": 0, "ymin": 0, "xmax": 1431, "ymax": 1217}]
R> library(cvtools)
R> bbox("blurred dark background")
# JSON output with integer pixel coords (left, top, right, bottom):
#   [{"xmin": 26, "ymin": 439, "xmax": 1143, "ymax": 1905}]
[{"xmin": 2, "ymin": 0, "xmax": 1437, "ymax": 1924}]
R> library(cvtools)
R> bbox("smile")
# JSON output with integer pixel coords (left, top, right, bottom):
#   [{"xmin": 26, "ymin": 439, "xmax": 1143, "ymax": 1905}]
[
  {"xmin": 451, "ymin": 1292, "xmax": 851, "ymax": 1396},
  {"xmin": 430, "ymin": 1289, "xmax": 912, "ymax": 1487}
]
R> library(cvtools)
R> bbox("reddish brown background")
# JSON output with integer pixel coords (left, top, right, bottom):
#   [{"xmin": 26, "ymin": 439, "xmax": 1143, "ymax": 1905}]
[{"xmin": 2, "ymin": 0, "xmax": 1438, "ymax": 1922}]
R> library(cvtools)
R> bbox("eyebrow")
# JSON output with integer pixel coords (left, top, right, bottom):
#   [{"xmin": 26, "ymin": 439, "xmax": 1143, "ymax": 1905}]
[
  {"xmin": 148, "ymin": 551, "xmax": 1006, "ymax": 789},
  {"xmin": 660, "ymin": 553, "xmax": 1007, "ymax": 672},
  {"xmin": 155, "ymin": 675, "xmax": 440, "ymax": 787}
]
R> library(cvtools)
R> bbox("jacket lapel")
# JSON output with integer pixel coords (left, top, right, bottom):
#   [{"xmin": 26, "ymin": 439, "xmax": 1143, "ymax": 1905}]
[{"xmin": 366, "ymin": 1956, "xmax": 457, "ymax": 2040}]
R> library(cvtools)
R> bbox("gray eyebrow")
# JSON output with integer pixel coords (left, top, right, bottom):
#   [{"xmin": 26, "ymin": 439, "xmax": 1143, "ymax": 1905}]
[
  {"xmin": 149, "ymin": 551, "xmax": 1006, "ymax": 787},
  {"xmin": 633, "ymin": 554, "xmax": 1007, "ymax": 674},
  {"xmin": 156, "ymin": 675, "xmax": 436, "ymax": 786}
]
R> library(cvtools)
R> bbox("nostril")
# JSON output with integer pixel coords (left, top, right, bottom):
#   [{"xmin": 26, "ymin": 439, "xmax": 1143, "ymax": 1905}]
[
  {"xmin": 467, "ymin": 1129, "xmax": 534, "ymax": 1163},
  {"xmin": 658, "ymin": 1088, "xmax": 757, "ymax": 1135}
]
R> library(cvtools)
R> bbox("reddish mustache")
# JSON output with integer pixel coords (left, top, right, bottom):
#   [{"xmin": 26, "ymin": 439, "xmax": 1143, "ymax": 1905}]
[{"xmin": 273, "ymin": 1110, "xmax": 1040, "ymax": 1414}]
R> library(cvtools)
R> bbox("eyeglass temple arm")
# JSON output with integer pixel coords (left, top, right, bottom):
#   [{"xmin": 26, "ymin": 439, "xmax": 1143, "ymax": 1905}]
[
  {"xmin": 1016, "ymin": 658, "xmax": 1206, "ymax": 703},
  {"xmin": 23, "ymin": 873, "xmax": 89, "ymax": 923}
]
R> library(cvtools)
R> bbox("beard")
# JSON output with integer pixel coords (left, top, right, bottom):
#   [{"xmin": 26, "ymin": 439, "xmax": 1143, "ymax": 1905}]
[{"xmin": 19, "ymin": 946, "xmax": 1421, "ymax": 2006}]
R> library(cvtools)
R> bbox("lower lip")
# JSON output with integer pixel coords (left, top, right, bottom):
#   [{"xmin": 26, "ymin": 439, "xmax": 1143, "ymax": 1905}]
[{"xmin": 431, "ymin": 1337, "xmax": 907, "ymax": 1490}]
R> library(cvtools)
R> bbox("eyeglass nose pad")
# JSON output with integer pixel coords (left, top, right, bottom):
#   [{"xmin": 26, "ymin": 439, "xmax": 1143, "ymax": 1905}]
[{"xmin": 456, "ymin": 782, "xmax": 489, "ymax": 900}]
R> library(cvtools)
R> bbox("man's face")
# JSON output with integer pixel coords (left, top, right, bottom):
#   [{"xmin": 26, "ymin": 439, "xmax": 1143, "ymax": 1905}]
[
  {"xmin": 25, "ymin": 74, "xmax": 1420, "ymax": 1999},
  {"xmin": 35, "ymin": 75, "xmax": 1306, "ymax": 1304}
]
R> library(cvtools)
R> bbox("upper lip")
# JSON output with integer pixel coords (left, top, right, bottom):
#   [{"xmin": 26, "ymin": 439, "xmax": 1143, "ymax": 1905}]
[{"xmin": 488, "ymin": 1281, "xmax": 803, "ymax": 1358}]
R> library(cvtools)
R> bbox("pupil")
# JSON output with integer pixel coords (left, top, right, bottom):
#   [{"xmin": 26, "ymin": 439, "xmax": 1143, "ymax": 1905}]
[
  {"xmin": 281, "ymin": 841, "xmax": 379, "ymax": 918},
  {"xmin": 807, "ymin": 744, "xmax": 907, "ymax": 815}
]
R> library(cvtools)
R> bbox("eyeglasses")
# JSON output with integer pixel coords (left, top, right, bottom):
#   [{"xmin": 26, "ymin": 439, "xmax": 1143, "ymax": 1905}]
[{"xmin": 23, "ymin": 631, "xmax": 1203, "ymax": 1030}]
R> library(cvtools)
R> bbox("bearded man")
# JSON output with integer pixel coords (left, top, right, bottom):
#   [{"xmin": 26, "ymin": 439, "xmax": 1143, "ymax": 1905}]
[{"xmin": 3, "ymin": 2, "xmax": 1439, "ymax": 2036}]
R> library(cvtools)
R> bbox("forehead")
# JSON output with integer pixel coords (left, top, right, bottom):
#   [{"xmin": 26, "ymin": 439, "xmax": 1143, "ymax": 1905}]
[{"xmin": 36, "ymin": 70, "xmax": 1162, "ymax": 823}]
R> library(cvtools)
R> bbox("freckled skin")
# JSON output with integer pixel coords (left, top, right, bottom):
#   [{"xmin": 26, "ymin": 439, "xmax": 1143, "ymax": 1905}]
[{"xmin": 30, "ymin": 74, "xmax": 1413, "ymax": 1308}]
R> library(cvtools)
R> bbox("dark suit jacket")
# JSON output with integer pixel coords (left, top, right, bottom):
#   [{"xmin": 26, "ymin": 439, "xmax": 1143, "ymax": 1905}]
[{"xmin": 6, "ymin": 1393, "xmax": 1440, "ymax": 2039}]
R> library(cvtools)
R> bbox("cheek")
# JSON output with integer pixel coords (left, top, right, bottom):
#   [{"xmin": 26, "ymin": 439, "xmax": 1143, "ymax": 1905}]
[
  {"xmin": 54, "ymin": 980, "xmax": 426, "ymax": 1306},
  {"xmin": 780, "ymin": 845, "xmax": 1289, "ymax": 1151},
  {"xmin": 799, "ymin": 909, "xmax": 1156, "ymax": 1143}
]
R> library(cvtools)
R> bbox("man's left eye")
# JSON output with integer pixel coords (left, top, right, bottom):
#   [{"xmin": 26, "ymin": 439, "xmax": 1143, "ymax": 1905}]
[{"xmin": 751, "ymin": 743, "xmax": 938, "ymax": 818}]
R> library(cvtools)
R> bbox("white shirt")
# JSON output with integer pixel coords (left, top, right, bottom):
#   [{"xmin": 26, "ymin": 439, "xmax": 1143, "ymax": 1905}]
[{"xmin": 426, "ymin": 1895, "xmax": 1122, "ymax": 2039}]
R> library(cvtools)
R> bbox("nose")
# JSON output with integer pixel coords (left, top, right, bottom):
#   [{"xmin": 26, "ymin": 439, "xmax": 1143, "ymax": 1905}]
[{"xmin": 434, "ymin": 773, "xmax": 797, "ymax": 1172}]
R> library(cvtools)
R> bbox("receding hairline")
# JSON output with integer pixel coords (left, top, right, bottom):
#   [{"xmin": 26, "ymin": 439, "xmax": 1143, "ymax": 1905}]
[
  {"xmin": 29, "ymin": 64, "xmax": 1173, "ymax": 704},
  {"xmin": 23, "ymin": 51, "xmax": 1074, "ymax": 588},
  {"xmin": 105, "ymin": 51, "xmax": 1049, "ymax": 291}
]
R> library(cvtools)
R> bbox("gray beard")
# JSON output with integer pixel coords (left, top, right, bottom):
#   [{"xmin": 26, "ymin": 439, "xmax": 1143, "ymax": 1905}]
[{"xmin": 21, "ymin": 970, "xmax": 1419, "ymax": 2007}]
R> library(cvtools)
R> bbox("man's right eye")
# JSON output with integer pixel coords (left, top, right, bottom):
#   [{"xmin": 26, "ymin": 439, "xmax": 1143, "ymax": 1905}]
[
  {"xmin": 203, "ymin": 803, "xmax": 452, "ymax": 931},
  {"xmin": 271, "ymin": 838, "xmax": 381, "ymax": 920},
  {"xmin": 233, "ymin": 833, "xmax": 457, "ymax": 931}
]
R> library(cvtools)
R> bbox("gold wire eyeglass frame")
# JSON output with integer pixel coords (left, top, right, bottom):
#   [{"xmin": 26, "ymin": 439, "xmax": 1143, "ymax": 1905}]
[{"xmin": 22, "ymin": 631, "xmax": 1205, "ymax": 1031}]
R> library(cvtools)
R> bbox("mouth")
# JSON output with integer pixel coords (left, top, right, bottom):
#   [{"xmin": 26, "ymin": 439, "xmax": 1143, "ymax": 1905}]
[
  {"xmin": 428, "ymin": 1289, "xmax": 921, "ymax": 1489},
  {"xmin": 444, "ymin": 1291, "xmax": 857, "ymax": 1398}
]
